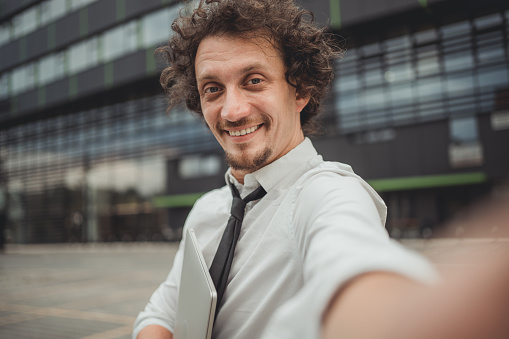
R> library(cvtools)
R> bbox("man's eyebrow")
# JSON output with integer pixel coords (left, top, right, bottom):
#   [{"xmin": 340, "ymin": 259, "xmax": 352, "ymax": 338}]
[
  {"xmin": 196, "ymin": 74, "xmax": 216, "ymax": 83},
  {"xmin": 239, "ymin": 63, "xmax": 264, "ymax": 75},
  {"xmin": 197, "ymin": 63, "xmax": 266, "ymax": 83}
]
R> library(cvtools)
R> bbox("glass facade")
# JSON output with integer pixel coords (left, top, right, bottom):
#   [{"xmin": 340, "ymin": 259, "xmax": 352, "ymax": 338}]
[
  {"xmin": 0, "ymin": 0, "xmax": 98, "ymax": 46},
  {"xmin": 1, "ymin": 4, "xmax": 181, "ymax": 97},
  {"xmin": 334, "ymin": 10, "xmax": 509, "ymax": 132},
  {"xmin": 1, "ymin": 96, "xmax": 218, "ymax": 243}
]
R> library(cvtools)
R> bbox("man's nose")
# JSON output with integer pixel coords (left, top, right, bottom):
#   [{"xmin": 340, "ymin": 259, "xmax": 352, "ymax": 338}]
[{"xmin": 220, "ymin": 88, "xmax": 250, "ymax": 122}]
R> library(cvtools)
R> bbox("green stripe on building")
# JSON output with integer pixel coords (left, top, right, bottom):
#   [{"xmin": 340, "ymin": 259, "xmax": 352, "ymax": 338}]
[
  {"xmin": 10, "ymin": 96, "xmax": 18, "ymax": 115},
  {"xmin": 146, "ymin": 48, "xmax": 156, "ymax": 75},
  {"xmin": 151, "ymin": 172, "xmax": 487, "ymax": 208},
  {"xmin": 368, "ymin": 172, "xmax": 487, "ymax": 192},
  {"xmin": 69, "ymin": 75, "xmax": 78, "ymax": 98},
  {"xmin": 329, "ymin": 0, "xmax": 341, "ymax": 29},
  {"xmin": 116, "ymin": 0, "xmax": 126, "ymax": 22},
  {"xmin": 79, "ymin": 8, "xmax": 88, "ymax": 37},
  {"xmin": 38, "ymin": 86, "xmax": 46, "ymax": 107},
  {"xmin": 48, "ymin": 23, "xmax": 56, "ymax": 50},
  {"xmin": 152, "ymin": 192, "xmax": 205, "ymax": 208},
  {"xmin": 19, "ymin": 37, "xmax": 27, "ymax": 62},
  {"xmin": 104, "ymin": 62, "xmax": 114, "ymax": 88},
  {"xmin": 418, "ymin": 0, "xmax": 428, "ymax": 7},
  {"xmin": 136, "ymin": 21, "xmax": 143, "ymax": 49}
]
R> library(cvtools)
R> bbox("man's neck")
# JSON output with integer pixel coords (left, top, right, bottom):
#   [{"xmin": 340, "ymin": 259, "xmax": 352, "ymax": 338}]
[{"xmin": 231, "ymin": 168, "xmax": 248, "ymax": 185}]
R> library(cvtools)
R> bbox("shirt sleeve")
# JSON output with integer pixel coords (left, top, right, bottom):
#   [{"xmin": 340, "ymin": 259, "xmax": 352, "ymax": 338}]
[
  {"xmin": 262, "ymin": 172, "xmax": 438, "ymax": 339},
  {"xmin": 132, "ymin": 192, "xmax": 206, "ymax": 339},
  {"xmin": 132, "ymin": 236, "xmax": 184, "ymax": 339}
]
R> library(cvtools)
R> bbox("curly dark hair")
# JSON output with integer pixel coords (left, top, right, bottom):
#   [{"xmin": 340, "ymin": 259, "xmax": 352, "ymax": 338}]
[{"xmin": 157, "ymin": 0, "xmax": 343, "ymax": 135}]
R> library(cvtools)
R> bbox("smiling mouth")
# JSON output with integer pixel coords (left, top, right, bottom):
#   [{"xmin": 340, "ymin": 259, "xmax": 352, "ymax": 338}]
[{"xmin": 227, "ymin": 124, "xmax": 262, "ymax": 137}]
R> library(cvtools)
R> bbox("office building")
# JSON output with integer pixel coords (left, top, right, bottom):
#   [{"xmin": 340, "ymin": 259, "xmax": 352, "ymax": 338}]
[{"xmin": 0, "ymin": 0, "xmax": 508, "ymax": 244}]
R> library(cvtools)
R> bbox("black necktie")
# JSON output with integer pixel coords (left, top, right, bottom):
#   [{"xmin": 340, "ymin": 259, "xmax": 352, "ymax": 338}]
[{"xmin": 209, "ymin": 182, "xmax": 266, "ymax": 316}]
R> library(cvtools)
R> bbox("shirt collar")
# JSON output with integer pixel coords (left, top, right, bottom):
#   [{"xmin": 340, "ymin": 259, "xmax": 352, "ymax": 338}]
[{"xmin": 225, "ymin": 137, "xmax": 318, "ymax": 197}]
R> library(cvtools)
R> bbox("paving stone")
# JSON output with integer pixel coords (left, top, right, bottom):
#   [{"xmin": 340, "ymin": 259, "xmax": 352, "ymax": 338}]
[{"xmin": 0, "ymin": 316, "xmax": 123, "ymax": 339}]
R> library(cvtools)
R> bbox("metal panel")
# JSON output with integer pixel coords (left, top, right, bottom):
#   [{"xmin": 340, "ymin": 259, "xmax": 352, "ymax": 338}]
[
  {"xmin": 77, "ymin": 66, "xmax": 105, "ymax": 97},
  {"xmin": 55, "ymin": 12, "xmax": 80, "ymax": 47},
  {"xmin": 0, "ymin": 41, "xmax": 18, "ymax": 71},
  {"xmin": 478, "ymin": 114, "xmax": 509, "ymax": 179},
  {"xmin": 16, "ymin": 89, "xmax": 38, "ymax": 114},
  {"xmin": 339, "ymin": 0, "xmax": 448, "ymax": 27},
  {"xmin": 113, "ymin": 51, "xmax": 147, "ymax": 86},
  {"xmin": 314, "ymin": 121, "xmax": 451, "ymax": 179},
  {"xmin": 125, "ymin": 0, "xmax": 162, "ymax": 19},
  {"xmin": 26, "ymin": 27, "xmax": 48, "ymax": 60},
  {"xmin": 339, "ymin": 0, "xmax": 363, "ymax": 27},
  {"xmin": 88, "ymin": 0, "xmax": 117, "ymax": 35},
  {"xmin": 45, "ymin": 78, "xmax": 70, "ymax": 108}
]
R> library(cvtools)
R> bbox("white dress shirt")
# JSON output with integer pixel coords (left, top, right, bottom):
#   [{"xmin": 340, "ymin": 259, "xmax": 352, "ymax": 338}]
[{"xmin": 133, "ymin": 138, "xmax": 436, "ymax": 339}]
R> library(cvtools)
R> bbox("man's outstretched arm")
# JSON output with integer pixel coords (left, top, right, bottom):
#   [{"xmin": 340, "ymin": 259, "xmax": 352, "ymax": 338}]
[
  {"xmin": 323, "ymin": 262, "xmax": 509, "ymax": 339},
  {"xmin": 321, "ymin": 184, "xmax": 509, "ymax": 339},
  {"xmin": 322, "ymin": 272, "xmax": 422, "ymax": 339},
  {"xmin": 137, "ymin": 325, "xmax": 173, "ymax": 339}
]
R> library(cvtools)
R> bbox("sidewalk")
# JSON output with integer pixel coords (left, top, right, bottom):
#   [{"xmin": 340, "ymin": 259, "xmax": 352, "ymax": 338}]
[
  {"xmin": 1, "ymin": 239, "xmax": 508, "ymax": 338},
  {"xmin": 0, "ymin": 242, "xmax": 179, "ymax": 339}
]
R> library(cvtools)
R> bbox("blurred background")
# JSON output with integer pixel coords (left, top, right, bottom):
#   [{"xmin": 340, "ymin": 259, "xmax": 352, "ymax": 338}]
[{"xmin": 0, "ymin": 0, "xmax": 508, "ymax": 247}]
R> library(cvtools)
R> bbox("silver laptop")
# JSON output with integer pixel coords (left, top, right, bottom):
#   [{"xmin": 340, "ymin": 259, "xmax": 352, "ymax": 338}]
[{"xmin": 174, "ymin": 228, "xmax": 217, "ymax": 339}]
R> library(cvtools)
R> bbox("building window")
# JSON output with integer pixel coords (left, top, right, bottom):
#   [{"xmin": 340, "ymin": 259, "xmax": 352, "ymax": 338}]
[
  {"xmin": 12, "ymin": 7, "xmax": 38, "ymax": 39},
  {"xmin": 334, "ymin": 10, "xmax": 509, "ymax": 133},
  {"xmin": 477, "ymin": 66, "xmax": 509, "ymax": 90},
  {"xmin": 448, "ymin": 116, "xmax": 483, "ymax": 168},
  {"xmin": 102, "ymin": 22, "xmax": 137, "ymax": 63},
  {"xmin": 141, "ymin": 6, "xmax": 181, "ymax": 48},
  {"xmin": 38, "ymin": 54, "xmax": 57, "ymax": 85},
  {"xmin": 41, "ymin": 0, "xmax": 68, "ymax": 26},
  {"xmin": 450, "ymin": 117, "xmax": 479, "ymax": 144},
  {"xmin": 179, "ymin": 154, "xmax": 222, "ymax": 180},
  {"xmin": 68, "ymin": 37, "xmax": 99, "ymax": 74},
  {"xmin": 0, "ymin": 22, "xmax": 11, "ymax": 45},
  {"xmin": 11, "ymin": 63, "xmax": 36, "ymax": 95},
  {"xmin": 141, "ymin": 9, "xmax": 171, "ymax": 48},
  {"xmin": 71, "ymin": 0, "xmax": 98, "ymax": 11},
  {"xmin": 474, "ymin": 13, "xmax": 503, "ymax": 30},
  {"xmin": 69, "ymin": 40, "xmax": 90, "ymax": 74}
]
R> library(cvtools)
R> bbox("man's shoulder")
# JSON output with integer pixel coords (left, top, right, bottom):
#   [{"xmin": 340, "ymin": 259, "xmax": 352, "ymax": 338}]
[
  {"xmin": 295, "ymin": 159, "xmax": 387, "ymax": 224},
  {"xmin": 297, "ymin": 160, "xmax": 385, "ymax": 208},
  {"xmin": 297, "ymin": 160, "xmax": 360, "ymax": 189}
]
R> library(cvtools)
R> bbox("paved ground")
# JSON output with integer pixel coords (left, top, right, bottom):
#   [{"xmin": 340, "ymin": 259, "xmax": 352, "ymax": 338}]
[
  {"xmin": 1, "ymin": 239, "xmax": 508, "ymax": 339},
  {"xmin": 0, "ymin": 243, "xmax": 179, "ymax": 339}
]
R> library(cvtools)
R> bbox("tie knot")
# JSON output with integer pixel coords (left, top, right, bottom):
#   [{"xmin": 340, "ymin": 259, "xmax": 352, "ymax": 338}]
[{"xmin": 230, "ymin": 196, "xmax": 246, "ymax": 220}]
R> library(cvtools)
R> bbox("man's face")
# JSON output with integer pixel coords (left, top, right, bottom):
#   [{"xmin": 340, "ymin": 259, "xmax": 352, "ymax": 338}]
[{"xmin": 194, "ymin": 34, "xmax": 309, "ymax": 178}]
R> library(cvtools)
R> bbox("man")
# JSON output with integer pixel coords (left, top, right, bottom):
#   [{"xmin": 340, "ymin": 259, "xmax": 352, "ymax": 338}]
[{"xmin": 134, "ymin": 1, "xmax": 508, "ymax": 338}]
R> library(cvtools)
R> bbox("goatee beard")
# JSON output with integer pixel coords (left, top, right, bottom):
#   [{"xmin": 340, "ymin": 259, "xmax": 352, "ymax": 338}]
[{"xmin": 225, "ymin": 147, "xmax": 272, "ymax": 172}]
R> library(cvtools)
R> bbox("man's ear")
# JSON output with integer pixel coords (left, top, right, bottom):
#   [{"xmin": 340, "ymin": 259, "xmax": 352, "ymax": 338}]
[{"xmin": 295, "ymin": 90, "xmax": 310, "ymax": 113}]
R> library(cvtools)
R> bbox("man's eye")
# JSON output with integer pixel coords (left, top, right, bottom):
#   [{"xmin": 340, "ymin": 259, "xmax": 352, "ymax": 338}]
[
  {"xmin": 247, "ymin": 78, "xmax": 262, "ymax": 85},
  {"xmin": 204, "ymin": 86, "xmax": 221, "ymax": 94}
]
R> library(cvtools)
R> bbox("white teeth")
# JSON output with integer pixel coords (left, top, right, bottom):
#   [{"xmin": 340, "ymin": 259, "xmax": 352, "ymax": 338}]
[{"xmin": 229, "ymin": 125, "xmax": 259, "ymax": 136}]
